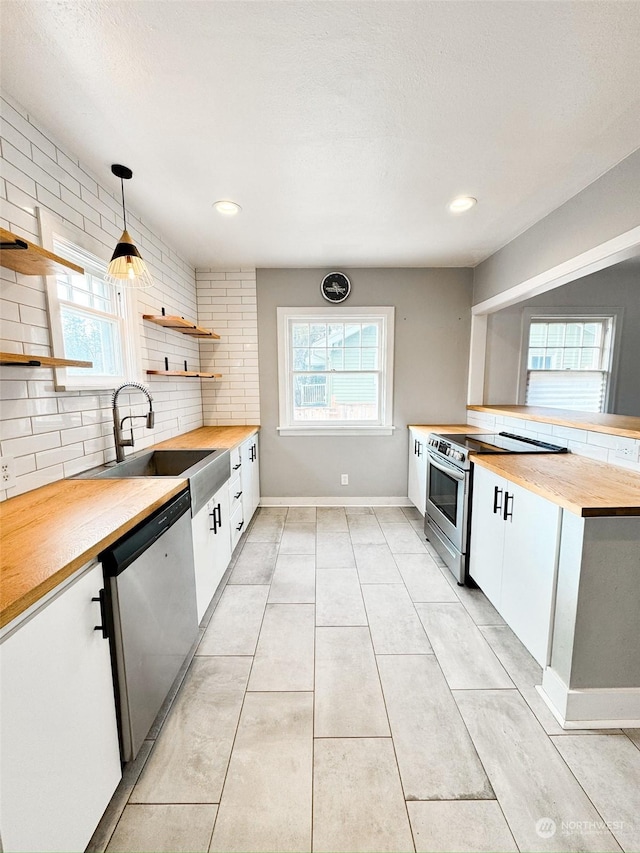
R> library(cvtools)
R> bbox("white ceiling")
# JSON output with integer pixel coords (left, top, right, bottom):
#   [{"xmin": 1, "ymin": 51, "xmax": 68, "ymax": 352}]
[{"xmin": 2, "ymin": 1, "xmax": 640, "ymax": 270}]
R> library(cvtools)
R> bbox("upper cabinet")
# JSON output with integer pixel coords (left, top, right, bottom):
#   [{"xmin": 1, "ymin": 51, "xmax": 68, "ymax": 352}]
[{"xmin": 0, "ymin": 228, "xmax": 84, "ymax": 277}]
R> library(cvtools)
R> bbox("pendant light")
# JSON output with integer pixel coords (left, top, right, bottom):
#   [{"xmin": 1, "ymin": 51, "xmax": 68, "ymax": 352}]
[{"xmin": 105, "ymin": 164, "xmax": 153, "ymax": 289}]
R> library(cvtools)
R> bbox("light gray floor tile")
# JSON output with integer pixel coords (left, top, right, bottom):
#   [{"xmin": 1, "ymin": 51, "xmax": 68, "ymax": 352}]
[
  {"xmin": 107, "ymin": 804, "xmax": 217, "ymax": 853},
  {"xmin": 373, "ymin": 506, "xmax": 408, "ymax": 522},
  {"xmin": 348, "ymin": 514, "xmax": 386, "ymax": 544},
  {"xmin": 416, "ymin": 603, "xmax": 513, "ymax": 689},
  {"xmin": 445, "ymin": 574, "xmax": 506, "ymax": 626},
  {"xmin": 408, "ymin": 801, "xmax": 518, "ymax": 853},
  {"xmin": 197, "ymin": 585, "xmax": 269, "ymax": 656},
  {"xmin": 517, "ymin": 685, "xmax": 621, "ymax": 737},
  {"xmin": 279, "ymin": 522, "xmax": 317, "ymax": 554},
  {"xmin": 381, "ymin": 521, "xmax": 427, "ymax": 553},
  {"xmin": 286, "ymin": 506, "xmax": 317, "ymax": 522},
  {"xmin": 316, "ymin": 569, "xmax": 367, "ymax": 626},
  {"xmin": 313, "ymin": 738, "xmax": 414, "ymax": 853},
  {"xmin": 624, "ymin": 729, "xmax": 640, "ymax": 751},
  {"xmin": 247, "ymin": 516, "xmax": 284, "ymax": 543},
  {"xmin": 248, "ymin": 603, "xmax": 315, "ymax": 691},
  {"xmin": 552, "ymin": 734, "xmax": 640, "ymax": 852},
  {"xmin": 227, "ymin": 542, "xmax": 278, "ymax": 584},
  {"xmin": 256, "ymin": 505, "xmax": 288, "ymax": 517},
  {"xmin": 363, "ymin": 584, "xmax": 432, "ymax": 654},
  {"xmin": 315, "ymin": 627, "xmax": 390, "ymax": 737},
  {"xmin": 210, "ymin": 692, "xmax": 313, "ymax": 853},
  {"xmin": 454, "ymin": 690, "xmax": 621, "ymax": 852},
  {"xmin": 479, "ymin": 624, "xmax": 543, "ymax": 688},
  {"xmin": 131, "ymin": 658, "xmax": 251, "ymax": 804},
  {"xmin": 268, "ymin": 554, "xmax": 316, "ymax": 603},
  {"xmin": 345, "ymin": 505, "xmax": 374, "ymax": 515},
  {"xmin": 402, "ymin": 505, "xmax": 423, "ymax": 521},
  {"xmin": 354, "ymin": 542, "xmax": 403, "ymax": 583},
  {"xmin": 394, "ymin": 553, "xmax": 458, "ymax": 602},
  {"xmin": 377, "ymin": 654, "xmax": 493, "ymax": 800},
  {"xmin": 316, "ymin": 506, "xmax": 349, "ymax": 531},
  {"xmin": 316, "ymin": 529, "xmax": 356, "ymax": 568}
]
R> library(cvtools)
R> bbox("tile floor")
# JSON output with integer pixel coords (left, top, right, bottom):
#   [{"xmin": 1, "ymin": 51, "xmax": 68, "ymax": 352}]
[{"xmin": 90, "ymin": 505, "xmax": 640, "ymax": 853}]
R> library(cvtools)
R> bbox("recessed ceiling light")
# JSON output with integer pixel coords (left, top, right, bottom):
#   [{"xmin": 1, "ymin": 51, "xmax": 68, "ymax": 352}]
[
  {"xmin": 213, "ymin": 200, "xmax": 242, "ymax": 216},
  {"xmin": 448, "ymin": 196, "xmax": 477, "ymax": 213}
]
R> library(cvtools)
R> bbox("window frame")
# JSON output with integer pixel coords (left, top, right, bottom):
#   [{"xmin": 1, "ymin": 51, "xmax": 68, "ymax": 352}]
[
  {"xmin": 277, "ymin": 306, "xmax": 395, "ymax": 436},
  {"xmin": 518, "ymin": 306, "xmax": 623, "ymax": 413},
  {"xmin": 38, "ymin": 208, "xmax": 141, "ymax": 391}
]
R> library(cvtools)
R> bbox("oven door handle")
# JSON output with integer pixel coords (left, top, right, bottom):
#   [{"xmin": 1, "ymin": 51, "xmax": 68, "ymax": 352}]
[{"xmin": 427, "ymin": 452, "xmax": 466, "ymax": 481}]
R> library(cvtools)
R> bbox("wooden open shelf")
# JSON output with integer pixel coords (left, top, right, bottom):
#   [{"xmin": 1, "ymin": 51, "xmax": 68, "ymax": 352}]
[
  {"xmin": 0, "ymin": 228, "xmax": 84, "ymax": 276},
  {"xmin": 0, "ymin": 352, "xmax": 93, "ymax": 368},
  {"xmin": 146, "ymin": 370, "xmax": 222, "ymax": 378},
  {"xmin": 142, "ymin": 314, "xmax": 220, "ymax": 339}
]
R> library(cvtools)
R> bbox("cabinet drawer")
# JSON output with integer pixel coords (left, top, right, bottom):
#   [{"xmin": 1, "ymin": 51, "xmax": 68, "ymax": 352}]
[
  {"xmin": 229, "ymin": 478, "xmax": 243, "ymax": 513},
  {"xmin": 230, "ymin": 445, "xmax": 242, "ymax": 475},
  {"xmin": 230, "ymin": 503, "xmax": 245, "ymax": 551}
]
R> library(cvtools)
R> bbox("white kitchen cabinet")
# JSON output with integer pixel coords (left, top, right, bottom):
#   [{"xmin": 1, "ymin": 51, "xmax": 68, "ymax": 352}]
[
  {"xmin": 192, "ymin": 480, "xmax": 232, "ymax": 622},
  {"xmin": 241, "ymin": 433, "xmax": 260, "ymax": 524},
  {"xmin": 0, "ymin": 563, "xmax": 122, "ymax": 853},
  {"xmin": 408, "ymin": 428, "xmax": 427, "ymax": 515},
  {"xmin": 469, "ymin": 465, "xmax": 561, "ymax": 666}
]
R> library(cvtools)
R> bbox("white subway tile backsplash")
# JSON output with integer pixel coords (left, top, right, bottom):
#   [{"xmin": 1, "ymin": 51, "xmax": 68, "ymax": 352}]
[{"xmin": 1, "ymin": 430, "xmax": 60, "ymax": 458}]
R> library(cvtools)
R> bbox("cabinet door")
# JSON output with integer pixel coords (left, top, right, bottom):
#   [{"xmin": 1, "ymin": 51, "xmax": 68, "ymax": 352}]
[
  {"xmin": 250, "ymin": 435, "xmax": 260, "ymax": 518},
  {"xmin": 192, "ymin": 499, "xmax": 216, "ymax": 622},
  {"xmin": 501, "ymin": 482, "xmax": 561, "ymax": 666},
  {"xmin": 408, "ymin": 430, "xmax": 427, "ymax": 515},
  {"xmin": 468, "ymin": 466, "xmax": 506, "ymax": 608},
  {"xmin": 240, "ymin": 437, "xmax": 253, "ymax": 525},
  {"xmin": 0, "ymin": 564, "xmax": 121, "ymax": 853},
  {"xmin": 210, "ymin": 482, "xmax": 232, "ymax": 593}
]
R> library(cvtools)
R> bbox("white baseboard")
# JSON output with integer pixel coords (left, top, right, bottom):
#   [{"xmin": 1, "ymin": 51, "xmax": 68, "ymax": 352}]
[
  {"xmin": 260, "ymin": 496, "xmax": 413, "ymax": 507},
  {"xmin": 539, "ymin": 669, "xmax": 640, "ymax": 729}
]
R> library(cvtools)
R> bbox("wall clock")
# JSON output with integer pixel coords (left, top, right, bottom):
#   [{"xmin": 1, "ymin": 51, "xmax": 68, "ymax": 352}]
[{"xmin": 320, "ymin": 271, "xmax": 351, "ymax": 303}]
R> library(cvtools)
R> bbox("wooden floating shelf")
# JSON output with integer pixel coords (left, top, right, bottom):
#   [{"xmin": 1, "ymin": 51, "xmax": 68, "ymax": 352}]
[
  {"xmin": 0, "ymin": 351, "xmax": 93, "ymax": 368},
  {"xmin": 146, "ymin": 370, "xmax": 223, "ymax": 378},
  {"xmin": 0, "ymin": 228, "xmax": 84, "ymax": 276},
  {"xmin": 142, "ymin": 314, "xmax": 220, "ymax": 339}
]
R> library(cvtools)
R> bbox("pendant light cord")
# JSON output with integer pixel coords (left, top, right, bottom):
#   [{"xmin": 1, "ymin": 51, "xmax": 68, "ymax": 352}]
[{"xmin": 120, "ymin": 177, "xmax": 127, "ymax": 231}]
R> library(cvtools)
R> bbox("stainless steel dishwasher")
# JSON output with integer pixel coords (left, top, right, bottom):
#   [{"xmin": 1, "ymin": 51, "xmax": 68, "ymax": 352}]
[{"xmin": 100, "ymin": 489, "xmax": 198, "ymax": 762}]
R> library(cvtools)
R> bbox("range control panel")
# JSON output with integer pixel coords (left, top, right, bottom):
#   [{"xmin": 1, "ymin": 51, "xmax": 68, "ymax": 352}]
[{"xmin": 427, "ymin": 435, "xmax": 466, "ymax": 463}]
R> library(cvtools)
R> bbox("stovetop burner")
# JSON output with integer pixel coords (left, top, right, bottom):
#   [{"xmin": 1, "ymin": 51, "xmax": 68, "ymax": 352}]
[{"xmin": 437, "ymin": 431, "xmax": 569, "ymax": 455}]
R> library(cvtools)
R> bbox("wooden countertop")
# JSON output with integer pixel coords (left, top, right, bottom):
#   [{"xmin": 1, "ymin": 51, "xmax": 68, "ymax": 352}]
[
  {"xmin": 0, "ymin": 478, "xmax": 187, "ymax": 629},
  {"xmin": 472, "ymin": 453, "xmax": 640, "ymax": 517},
  {"xmin": 468, "ymin": 405, "xmax": 640, "ymax": 439},
  {"xmin": 152, "ymin": 425, "xmax": 259, "ymax": 450},
  {"xmin": 408, "ymin": 423, "xmax": 487, "ymax": 438}
]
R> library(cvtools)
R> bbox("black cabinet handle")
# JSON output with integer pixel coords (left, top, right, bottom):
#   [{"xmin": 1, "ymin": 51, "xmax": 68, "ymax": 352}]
[
  {"xmin": 503, "ymin": 492, "xmax": 514, "ymax": 522},
  {"xmin": 413, "ymin": 439, "xmax": 418, "ymax": 455},
  {"xmin": 215, "ymin": 503, "xmax": 222, "ymax": 529},
  {"xmin": 236, "ymin": 520, "xmax": 244, "ymax": 532},
  {"xmin": 234, "ymin": 490, "xmax": 243, "ymax": 499},
  {"xmin": 233, "ymin": 463, "xmax": 241, "ymax": 470},
  {"xmin": 250, "ymin": 444, "xmax": 256, "ymax": 462},
  {"xmin": 92, "ymin": 589, "xmax": 108, "ymax": 639},
  {"xmin": 416, "ymin": 441, "xmax": 422, "ymax": 457},
  {"xmin": 493, "ymin": 486, "xmax": 503, "ymax": 514},
  {"xmin": 209, "ymin": 507, "xmax": 218, "ymax": 533}
]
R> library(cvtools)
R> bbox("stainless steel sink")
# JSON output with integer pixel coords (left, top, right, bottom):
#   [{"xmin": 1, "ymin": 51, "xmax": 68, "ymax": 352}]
[{"xmin": 73, "ymin": 449, "xmax": 231, "ymax": 515}]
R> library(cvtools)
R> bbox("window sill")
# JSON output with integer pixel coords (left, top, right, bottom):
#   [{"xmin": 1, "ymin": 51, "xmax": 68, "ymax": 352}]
[{"xmin": 277, "ymin": 425, "xmax": 395, "ymax": 437}]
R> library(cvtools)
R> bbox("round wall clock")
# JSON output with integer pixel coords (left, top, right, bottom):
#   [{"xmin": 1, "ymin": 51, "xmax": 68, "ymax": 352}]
[{"xmin": 320, "ymin": 271, "xmax": 351, "ymax": 303}]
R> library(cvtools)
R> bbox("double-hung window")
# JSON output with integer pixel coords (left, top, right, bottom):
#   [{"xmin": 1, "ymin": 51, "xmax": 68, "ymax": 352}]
[
  {"xmin": 277, "ymin": 306, "xmax": 395, "ymax": 435},
  {"xmin": 520, "ymin": 310, "xmax": 619, "ymax": 413},
  {"xmin": 40, "ymin": 212, "xmax": 139, "ymax": 390}
]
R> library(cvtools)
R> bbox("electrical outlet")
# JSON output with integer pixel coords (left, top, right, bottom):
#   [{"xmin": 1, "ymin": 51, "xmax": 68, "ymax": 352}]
[
  {"xmin": 341, "ymin": 474, "xmax": 349, "ymax": 486},
  {"xmin": 1, "ymin": 456, "xmax": 16, "ymax": 489},
  {"xmin": 615, "ymin": 443, "xmax": 640, "ymax": 462}
]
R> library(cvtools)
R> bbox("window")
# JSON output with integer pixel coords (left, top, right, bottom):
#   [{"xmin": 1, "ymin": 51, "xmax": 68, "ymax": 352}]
[
  {"xmin": 277, "ymin": 306, "xmax": 395, "ymax": 435},
  {"xmin": 520, "ymin": 310, "xmax": 619, "ymax": 413},
  {"xmin": 40, "ymin": 211, "xmax": 140, "ymax": 390}
]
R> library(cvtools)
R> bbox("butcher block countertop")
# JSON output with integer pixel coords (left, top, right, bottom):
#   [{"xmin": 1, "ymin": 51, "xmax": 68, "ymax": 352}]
[
  {"xmin": 152, "ymin": 424, "xmax": 259, "ymax": 450},
  {"xmin": 0, "ymin": 478, "xmax": 187, "ymax": 629},
  {"xmin": 0, "ymin": 425, "xmax": 260, "ymax": 630},
  {"xmin": 408, "ymin": 423, "xmax": 487, "ymax": 438},
  {"xmin": 472, "ymin": 453, "xmax": 640, "ymax": 517},
  {"xmin": 468, "ymin": 405, "xmax": 640, "ymax": 439}
]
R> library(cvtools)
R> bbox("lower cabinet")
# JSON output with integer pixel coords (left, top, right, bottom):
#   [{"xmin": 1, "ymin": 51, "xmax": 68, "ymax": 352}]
[
  {"xmin": 192, "ymin": 480, "xmax": 232, "ymax": 622},
  {"xmin": 0, "ymin": 563, "xmax": 122, "ymax": 853},
  {"xmin": 408, "ymin": 428, "xmax": 427, "ymax": 515},
  {"xmin": 469, "ymin": 465, "xmax": 561, "ymax": 666},
  {"xmin": 241, "ymin": 433, "xmax": 260, "ymax": 524}
]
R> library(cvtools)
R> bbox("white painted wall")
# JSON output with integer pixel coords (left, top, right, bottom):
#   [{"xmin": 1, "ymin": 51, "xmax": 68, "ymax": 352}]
[{"xmin": 0, "ymin": 92, "xmax": 204, "ymax": 498}]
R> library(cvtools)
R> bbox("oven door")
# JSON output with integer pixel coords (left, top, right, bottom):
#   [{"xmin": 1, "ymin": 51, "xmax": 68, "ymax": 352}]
[{"xmin": 426, "ymin": 451, "xmax": 466, "ymax": 551}]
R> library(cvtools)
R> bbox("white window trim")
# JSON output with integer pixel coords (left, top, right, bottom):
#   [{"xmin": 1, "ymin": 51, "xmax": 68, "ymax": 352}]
[
  {"xmin": 517, "ymin": 306, "xmax": 623, "ymax": 412},
  {"xmin": 38, "ymin": 208, "xmax": 142, "ymax": 391},
  {"xmin": 277, "ymin": 306, "xmax": 395, "ymax": 436}
]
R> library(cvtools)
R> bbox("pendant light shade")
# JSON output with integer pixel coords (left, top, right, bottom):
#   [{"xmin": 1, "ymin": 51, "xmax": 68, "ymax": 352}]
[{"xmin": 105, "ymin": 164, "xmax": 153, "ymax": 289}]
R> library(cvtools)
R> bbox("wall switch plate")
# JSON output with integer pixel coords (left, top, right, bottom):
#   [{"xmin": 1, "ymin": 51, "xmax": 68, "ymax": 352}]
[
  {"xmin": 341, "ymin": 474, "xmax": 349, "ymax": 485},
  {"xmin": 615, "ymin": 443, "xmax": 640, "ymax": 462},
  {"xmin": 1, "ymin": 456, "xmax": 16, "ymax": 489}
]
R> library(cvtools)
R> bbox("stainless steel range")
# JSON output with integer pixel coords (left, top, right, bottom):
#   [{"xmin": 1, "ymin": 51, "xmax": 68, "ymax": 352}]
[{"xmin": 424, "ymin": 431, "xmax": 567, "ymax": 585}]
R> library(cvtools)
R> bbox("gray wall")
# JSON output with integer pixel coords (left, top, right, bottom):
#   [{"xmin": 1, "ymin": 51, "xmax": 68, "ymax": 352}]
[
  {"xmin": 473, "ymin": 148, "xmax": 640, "ymax": 306},
  {"xmin": 483, "ymin": 263, "xmax": 640, "ymax": 415},
  {"xmin": 257, "ymin": 268, "xmax": 473, "ymax": 498}
]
